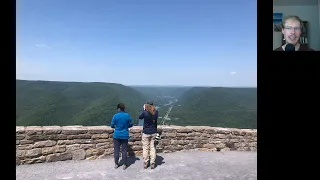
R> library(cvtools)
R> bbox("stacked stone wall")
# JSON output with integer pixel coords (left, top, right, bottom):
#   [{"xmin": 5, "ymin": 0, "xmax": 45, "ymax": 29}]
[{"xmin": 16, "ymin": 126, "xmax": 257, "ymax": 165}]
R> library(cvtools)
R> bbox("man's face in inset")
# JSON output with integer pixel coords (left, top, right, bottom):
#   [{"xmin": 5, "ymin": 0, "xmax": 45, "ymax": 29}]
[{"xmin": 282, "ymin": 19, "xmax": 302, "ymax": 45}]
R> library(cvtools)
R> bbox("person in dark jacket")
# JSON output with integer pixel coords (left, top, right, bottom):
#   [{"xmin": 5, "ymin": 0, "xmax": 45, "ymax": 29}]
[
  {"xmin": 110, "ymin": 103, "xmax": 133, "ymax": 170},
  {"xmin": 138, "ymin": 101, "xmax": 159, "ymax": 169}
]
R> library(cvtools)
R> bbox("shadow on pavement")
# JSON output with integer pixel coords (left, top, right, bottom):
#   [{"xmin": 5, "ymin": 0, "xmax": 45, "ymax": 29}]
[
  {"xmin": 126, "ymin": 156, "xmax": 140, "ymax": 167},
  {"xmin": 155, "ymin": 155, "xmax": 165, "ymax": 168},
  {"xmin": 124, "ymin": 145, "xmax": 140, "ymax": 167},
  {"xmin": 124, "ymin": 139, "xmax": 165, "ymax": 169}
]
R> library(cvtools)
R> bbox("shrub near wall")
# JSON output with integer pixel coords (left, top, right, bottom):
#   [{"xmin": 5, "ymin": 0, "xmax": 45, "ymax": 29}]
[{"xmin": 16, "ymin": 126, "xmax": 257, "ymax": 165}]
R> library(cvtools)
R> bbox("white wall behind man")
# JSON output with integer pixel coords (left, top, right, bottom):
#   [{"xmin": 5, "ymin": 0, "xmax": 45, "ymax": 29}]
[{"xmin": 273, "ymin": 5, "xmax": 320, "ymax": 50}]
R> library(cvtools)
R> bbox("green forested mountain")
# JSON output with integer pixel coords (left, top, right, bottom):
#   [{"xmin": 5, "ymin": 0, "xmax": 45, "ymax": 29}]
[
  {"xmin": 16, "ymin": 80, "xmax": 257, "ymax": 128},
  {"xmin": 16, "ymin": 80, "xmax": 147, "ymax": 126},
  {"xmin": 131, "ymin": 86, "xmax": 191, "ymax": 105},
  {"xmin": 169, "ymin": 87, "xmax": 257, "ymax": 128}
]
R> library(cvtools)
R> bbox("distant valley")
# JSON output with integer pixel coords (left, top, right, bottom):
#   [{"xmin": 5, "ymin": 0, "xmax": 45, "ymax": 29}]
[{"xmin": 16, "ymin": 80, "xmax": 256, "ymax": 129}]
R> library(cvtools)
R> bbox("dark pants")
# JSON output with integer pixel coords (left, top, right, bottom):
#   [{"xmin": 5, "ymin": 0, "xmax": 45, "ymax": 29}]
[{"xmin": 113, "ymin": 138, "xmax": 128, "ymax": 165}]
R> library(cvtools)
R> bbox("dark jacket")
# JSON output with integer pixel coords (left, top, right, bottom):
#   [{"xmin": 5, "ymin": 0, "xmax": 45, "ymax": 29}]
[
  {"xmin": 274, "ymin": 44, "xmax": 315, "ymax": 51},
  {"xmin": 110, "ymin": 111, "xmax": 133, "ymax": 139},
  {"xmin": 139, "ymin": 110, "xmax": 158, "ymax": 134}
]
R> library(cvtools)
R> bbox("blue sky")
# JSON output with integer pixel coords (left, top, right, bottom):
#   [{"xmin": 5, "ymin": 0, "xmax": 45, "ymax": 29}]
[{"xmin": 16, "ymin": 0, "xmax": 257, "ymax": 87}]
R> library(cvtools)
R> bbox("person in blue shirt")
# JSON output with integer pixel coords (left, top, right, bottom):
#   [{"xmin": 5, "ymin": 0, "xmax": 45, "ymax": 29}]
[
  {"xmin": 138, "ymin": 101, "xmax": 159, "ymax": 169},
  {"xmin": 110, "ymin": 103, "xmax": 133, "ymax": 170}
]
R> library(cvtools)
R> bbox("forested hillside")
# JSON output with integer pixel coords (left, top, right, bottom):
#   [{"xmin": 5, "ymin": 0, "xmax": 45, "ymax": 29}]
[
  {"xmin": 169, "ymin": 87, "xmax": 257, "ymax": 128},
  {"xmin": 16, "ymin": 80, "xmax": 147, "ymax": 126}
]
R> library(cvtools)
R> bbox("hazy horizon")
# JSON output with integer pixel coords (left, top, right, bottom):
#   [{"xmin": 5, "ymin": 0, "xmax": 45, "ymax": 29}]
[
  {"xmin": 17, "ymin": 0, "xmax": 257, "ymax": 87},
  {"xmin": 16, "ymin": 79, "xmax": 256, "ymax": 88}
]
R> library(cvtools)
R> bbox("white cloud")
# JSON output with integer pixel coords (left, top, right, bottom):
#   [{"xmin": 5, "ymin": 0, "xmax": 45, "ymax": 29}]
[{"xmin": 230, "ymin": 71, "xmax": 236, "ymax": 76}]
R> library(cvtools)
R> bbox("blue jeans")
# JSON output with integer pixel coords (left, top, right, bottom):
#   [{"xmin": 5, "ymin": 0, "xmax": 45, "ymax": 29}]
[{"xmin": 113, "ymin": 138, "xmax": 128, "ymax": 165}]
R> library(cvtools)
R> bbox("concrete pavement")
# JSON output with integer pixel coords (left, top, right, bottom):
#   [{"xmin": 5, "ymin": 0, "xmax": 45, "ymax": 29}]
[{"xmin": 16, "ymin": 150, "xmax": 257, "ymax": 180}]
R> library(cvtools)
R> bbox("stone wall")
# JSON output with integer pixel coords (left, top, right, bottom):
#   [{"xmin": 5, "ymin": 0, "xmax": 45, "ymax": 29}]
[{"xmin": 16, "ymin": 126, "xmax": 257, "ymax": 165}]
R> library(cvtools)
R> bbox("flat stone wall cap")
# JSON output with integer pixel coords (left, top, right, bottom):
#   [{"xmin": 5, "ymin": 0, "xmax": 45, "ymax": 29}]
[
  {"xmin": 16, "ymin": 126, "xmax": 256, "ymax": 132},
  {"xmin": 227, "ymin": 128, "xmax": 238, "ymax": 131},
  {"xmin": 242, "ymin": 129, "xmax": 257, "ymax": 131},
  {"xmin": 178, "ymin": 126, "xmax": 195, "ymax": 129},
  {"xmin": 204, "ymin": 126, "xmax": 216, "ymax": 129},
  {"xmin": 194, "ymin": 126, "xmax": 208, "ymax": 128},
  {"xmin": 61, "ymin": 126, "xmax": 86, "ymax": 130},
  {"xmin": 214, "ymin": 127, "xmax": 231, "ymax": 130},
  {"xmin": 241, "ymin": 129, "xmax": 257, "ymax": 133},
  {"xmin": 187, "ymin": 126, "xmax": 207, "ymax": 130},
  {"xmin": 16, "ymin": 126, "xmax": 25, "ymax": 132},
  {"xmin": 160, "ymin": 125, "xmax": 180, "ymax": 129},
  {"xmin": 86, "ymin": 126, "xmax": 111, "ymax": 130},
  {"xmin": 171, "ymin": 125, "xmax": 183, "ymax": 128},
  {"xmin": 42, "ymin": 126, "xmax": 62, "ymax": 130},
  {"xmin": 25, "ymin": 126, "xmax": 44, "ymax": 131},
  {"xmin": 185, "ymin": 126, "xmax": 215, "ymax": 129}
]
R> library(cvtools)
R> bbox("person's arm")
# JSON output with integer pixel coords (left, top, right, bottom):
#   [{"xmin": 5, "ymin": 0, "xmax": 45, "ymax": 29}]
[
  {"xmin": 138, "ymin": 110, "xmax": 145, "ymax": 119},
  {"xmin": 154, "ymin": 110, "xmax": 159, "ymax": 130},
  {"xmin": 111, "ymin": 115, "xmax": 116, "ymax": 128},
  {"xmin": 128, "ymin": 115, "xmax": 133, "ymax": 128}
]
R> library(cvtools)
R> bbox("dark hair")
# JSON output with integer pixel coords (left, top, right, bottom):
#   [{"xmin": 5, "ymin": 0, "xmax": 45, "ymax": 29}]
[
  {"xmin": 117, "ymin": 103, "xmax": 125, "ymax": 111},
  {"xmin": 146, "ymin": 100, "xmax": 153, "ymax": 105}
]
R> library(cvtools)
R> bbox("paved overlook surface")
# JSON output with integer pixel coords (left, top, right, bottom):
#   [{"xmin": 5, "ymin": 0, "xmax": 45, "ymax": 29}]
[{"xmin": 16, "ymin": 151, "xmax": 257, "ymax": 180}]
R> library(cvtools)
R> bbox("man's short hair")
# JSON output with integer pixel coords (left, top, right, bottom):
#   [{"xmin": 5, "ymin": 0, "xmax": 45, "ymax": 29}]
[
  {"xmin": 117, "ymin": 103, "xmax": 125, "ymax": 111},
  {"xmin": 281, "ymin": 15, "xmax": 302, "ymax": 29}
]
